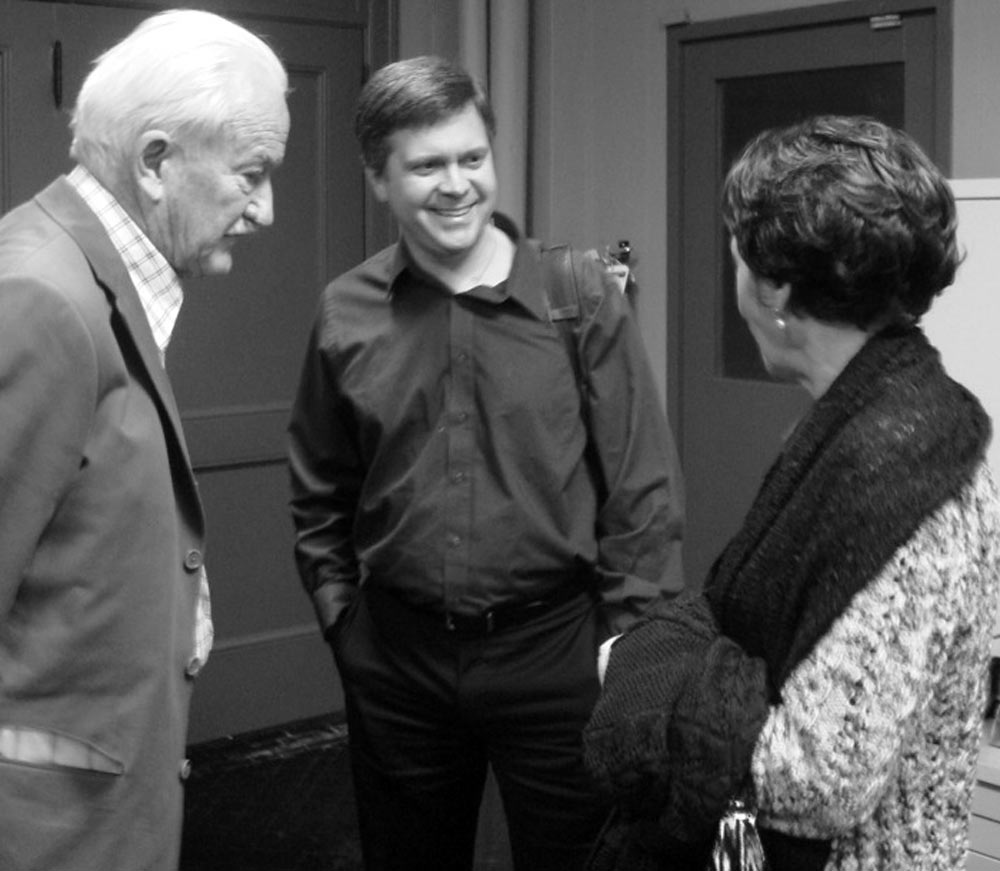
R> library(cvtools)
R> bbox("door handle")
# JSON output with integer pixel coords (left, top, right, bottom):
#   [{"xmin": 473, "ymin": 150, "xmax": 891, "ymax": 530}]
[{"xmin": 52, "ymin": 41, "xmax": 63, "ymax": 109}]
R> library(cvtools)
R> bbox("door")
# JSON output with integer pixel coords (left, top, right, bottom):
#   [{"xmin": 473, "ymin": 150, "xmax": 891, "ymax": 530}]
[
  {"xmin": 0, "ymin": 0, "xmax": 394, "ymax": 741},
  {"xmin": 667, "ymin": 0, "xmax": 950, "ymax": 587}
]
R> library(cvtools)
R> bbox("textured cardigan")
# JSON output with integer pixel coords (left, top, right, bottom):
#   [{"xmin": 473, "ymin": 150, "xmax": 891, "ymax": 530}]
[
  {"xmin": 753, "ymin": 460, "xmax": 1000, "ymax": 870},
  {"xmin": 585, "ymin": 462, "xmax": 1000, "ymax": 871}
]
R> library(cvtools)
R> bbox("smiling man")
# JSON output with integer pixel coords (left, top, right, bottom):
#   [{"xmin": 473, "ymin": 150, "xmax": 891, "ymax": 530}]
[
  {"xmin": 288, "ymin": 55, "xmax": 683, "ymax": 871},
  {"xmin": 0, "ymin": 11, "xmax": 288, "ymax": 871}
]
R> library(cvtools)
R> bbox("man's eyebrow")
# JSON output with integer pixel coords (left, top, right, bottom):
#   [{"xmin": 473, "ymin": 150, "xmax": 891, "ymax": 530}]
[
  {"xmin": 243, "ymin": 151, "xmax": 283, "ymax": 171},
  {"xmin": 403, "ymin": 153, "xmax": 445, "ymax": 167}
]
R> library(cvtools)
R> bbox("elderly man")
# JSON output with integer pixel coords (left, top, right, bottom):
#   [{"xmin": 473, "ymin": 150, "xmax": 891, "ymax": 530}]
[{"xmin": 0, "ymin": 10, "xmax": 288, "ymax": 870}]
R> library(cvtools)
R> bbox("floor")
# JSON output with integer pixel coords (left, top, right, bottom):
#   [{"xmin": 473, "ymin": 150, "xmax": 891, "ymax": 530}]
[
  {"xmin": 180, "ymin": 715, "xmax": 363, "ymax": 871},
  {"xmin": 179, "ymin": 714, "xmax": 514, "ymax": 871}
]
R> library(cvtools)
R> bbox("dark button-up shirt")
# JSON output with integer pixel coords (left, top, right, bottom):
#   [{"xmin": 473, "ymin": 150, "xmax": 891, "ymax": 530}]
[{"xmin": 289, "ymin": 217, "xmax": 683, "ymax": 635}]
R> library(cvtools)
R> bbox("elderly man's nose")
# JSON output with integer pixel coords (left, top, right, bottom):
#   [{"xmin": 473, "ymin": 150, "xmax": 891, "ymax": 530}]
[{"xmin": 247, "ymin": 179, "xmax": 274, "ymax": 227}]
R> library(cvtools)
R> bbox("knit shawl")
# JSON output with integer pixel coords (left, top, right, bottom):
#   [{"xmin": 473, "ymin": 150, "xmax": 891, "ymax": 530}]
[
  {"xmin": 583, "ymin": 326, "xmax": 990, "ymax": 871},
  {"xmin": 704, "ymin": 325, "xmax": 990, "ymax": 698}
]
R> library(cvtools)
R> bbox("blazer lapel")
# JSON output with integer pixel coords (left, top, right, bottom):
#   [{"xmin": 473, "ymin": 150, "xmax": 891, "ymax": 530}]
[{"xmin": 34, "ymin": 177, "xmax": 204, "ymax": 531}]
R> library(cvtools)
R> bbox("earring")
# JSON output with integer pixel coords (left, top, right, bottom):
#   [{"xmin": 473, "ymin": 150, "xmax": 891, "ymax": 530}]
[{"xmin": 772, "ymin": 309, "xmax": 786, "ymax": 330}]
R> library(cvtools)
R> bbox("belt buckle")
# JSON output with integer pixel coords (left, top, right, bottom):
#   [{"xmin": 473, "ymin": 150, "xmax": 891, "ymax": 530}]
[{"xmin": 444, "ymin": 609, "xmax": 495, "ymax": 634}]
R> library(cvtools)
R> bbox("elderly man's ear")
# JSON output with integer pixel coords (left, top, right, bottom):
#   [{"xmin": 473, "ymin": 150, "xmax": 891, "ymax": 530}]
[{"xmin": 136, "ymin": 131, "xmax": 173, "ymax": 202}]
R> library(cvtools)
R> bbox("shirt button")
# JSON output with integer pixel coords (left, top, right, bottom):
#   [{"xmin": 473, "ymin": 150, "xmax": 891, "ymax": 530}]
[
  {"xmin": 183, "ymin": 549, "xmax": 203, "ymax": 573},
  {"xmin": 456, "ymin": 411, "xmax": 469, "ymax": 423},
  {"xmin": 447, "ymin": 534, "xmax": 461, "ymax": 548},
  {"xmin": 179, "ymin": 758, "xmax": 192, "ymax": 781},
  {"xmin": 185, "ymin": 656, "xmax": 203, "ymax": 679},
  {"xmin": 451, "ymin": 471, "xmax": 466, "ymax": 484}
]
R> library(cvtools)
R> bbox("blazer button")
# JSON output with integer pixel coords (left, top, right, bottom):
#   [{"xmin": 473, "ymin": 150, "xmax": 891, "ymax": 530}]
[
  {"xmin": 179, "ymin": 758, "xmax": 192, "ymax": 781},
  {"xmin": 183, "ymin": 549, "xmax": 203, "ymax": 573}
]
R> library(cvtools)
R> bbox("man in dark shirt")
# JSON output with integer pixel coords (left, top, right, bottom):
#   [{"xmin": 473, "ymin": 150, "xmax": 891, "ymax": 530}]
[{"xmin": 288, "ymin": 55, "xmax": 683, "ymax": 871}]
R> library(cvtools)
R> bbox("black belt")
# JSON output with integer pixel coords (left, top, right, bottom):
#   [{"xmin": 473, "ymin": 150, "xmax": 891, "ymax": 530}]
[{"xmin": 443, "ymin": 585, "xmax": 586, "ymax": 636}]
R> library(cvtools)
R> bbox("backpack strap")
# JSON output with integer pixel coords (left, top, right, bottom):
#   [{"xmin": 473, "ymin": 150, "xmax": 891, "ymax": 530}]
[
  {"xmin": 534, "ymin": 240, "xmax": 610, "ymax": 501},
  {"xmin": 542, "ymin": 243, "xmax": 582, "ymax": 322},
  {"xmin": 537, "ymin": 242, "xmax": 588, "ymax": 394},
  {"xmin": 535, "ymin": 241, "xmax": 617, "ymax": 390}
]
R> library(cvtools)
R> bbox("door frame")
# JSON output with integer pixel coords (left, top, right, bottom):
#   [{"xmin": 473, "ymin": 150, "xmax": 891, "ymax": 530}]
[{"xmin": 665, "ymin": 0, "xmax": 952, "ymax": 435}]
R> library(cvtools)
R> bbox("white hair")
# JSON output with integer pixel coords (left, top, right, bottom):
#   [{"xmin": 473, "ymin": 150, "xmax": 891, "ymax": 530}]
[{"xmin": 70, "ymin": 9, "xmax": 288, "ymax": 179}]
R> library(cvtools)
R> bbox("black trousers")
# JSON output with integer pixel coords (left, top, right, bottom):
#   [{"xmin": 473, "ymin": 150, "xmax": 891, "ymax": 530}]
[{"xmin": 332, "ymin": 585, "xmax": 610, "ymax": 871}]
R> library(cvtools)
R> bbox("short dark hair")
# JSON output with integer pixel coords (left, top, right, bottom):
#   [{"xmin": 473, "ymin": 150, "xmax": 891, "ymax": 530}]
[
  {"xmin": 721, "ymin": 115, "xmax": 961, "ymax": 330},
  {"xmin": 355, "ymin": 55, "xmax": 496, "ymax": 175}
]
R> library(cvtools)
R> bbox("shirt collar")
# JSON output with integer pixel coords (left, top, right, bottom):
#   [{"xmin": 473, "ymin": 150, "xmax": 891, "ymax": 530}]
[
  {"xmin": 67, "ymin": 165, "xmax": 183, "ymax": 364},
  {"xmin": 387, "ymin": 213, "xmax": 551, "ymax": 323}
]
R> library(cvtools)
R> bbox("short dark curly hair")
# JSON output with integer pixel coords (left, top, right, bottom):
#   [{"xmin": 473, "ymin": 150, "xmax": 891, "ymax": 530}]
[
  {"xmin": 721, "ymin": 115, "xmax": 961, "ymax": 330},
  {"xmin": 355, "ymin": 55, "xmax": 496, "ymax": 176}
]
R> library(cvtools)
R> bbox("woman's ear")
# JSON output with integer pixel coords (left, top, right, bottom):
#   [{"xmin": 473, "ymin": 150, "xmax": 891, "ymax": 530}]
[{"xmin": 758, "ymin": 277, "xmax": 791, "ymax": 315}]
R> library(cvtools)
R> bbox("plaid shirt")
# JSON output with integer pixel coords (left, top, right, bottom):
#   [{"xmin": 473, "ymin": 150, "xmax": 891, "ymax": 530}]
[{"xmin": 67, "ymin": 165, "xmax": 213, "ymax": 671}]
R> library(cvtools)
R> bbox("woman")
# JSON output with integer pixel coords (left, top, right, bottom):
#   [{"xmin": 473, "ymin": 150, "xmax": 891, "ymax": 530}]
[{"xmin": 583, "ymin": 115, "xmax": 1000, "ymax": 871}]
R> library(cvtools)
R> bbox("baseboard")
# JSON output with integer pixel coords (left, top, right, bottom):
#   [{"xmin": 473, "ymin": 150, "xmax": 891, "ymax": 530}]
[{"xmin": 186, "ymin": 712, "xmax": 348, "ymax": 779}]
